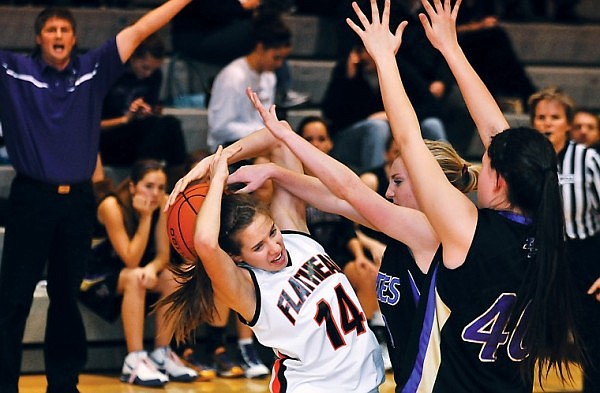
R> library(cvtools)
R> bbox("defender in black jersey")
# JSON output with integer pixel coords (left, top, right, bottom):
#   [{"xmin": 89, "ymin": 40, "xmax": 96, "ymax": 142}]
[{"xmin": 343, "ymin": 0, "xmax": 583, "ymax": 391}]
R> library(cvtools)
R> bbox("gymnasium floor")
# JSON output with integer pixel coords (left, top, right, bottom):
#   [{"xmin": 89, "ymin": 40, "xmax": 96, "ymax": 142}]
[{"xmin": 19, "ymin": 365, "xmax": 583, "ymax": 393}]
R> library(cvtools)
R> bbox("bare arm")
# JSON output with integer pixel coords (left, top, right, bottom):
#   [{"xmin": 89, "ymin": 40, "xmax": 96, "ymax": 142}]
[
  {"xmin": 101, "ymin": 98, "xmax": 152, "ymax": 130},
  {"xmin": 247, "ymin": 89, "xmax": 440, "ymax": 255},
  {"xmin": 348, "ymin": 0, "xmax": 477, "ymax": 268},
  {"xmin": 116, "ymin": 0, "xmax": 191, "ymax": 63},
  {"xmin": 193, "ymin": 147, "xmax": 256, "ymax": 320},
  {"xmin": 167, "ymin": 127, "xmax": 278, "ymax": 208},
  {"xmin": 229, "ymin": 162, "xmax": 374, "ymax": 227},
  {"xmin": 418, "ymin": 0, "xmax": 508, "ymax": 148}
]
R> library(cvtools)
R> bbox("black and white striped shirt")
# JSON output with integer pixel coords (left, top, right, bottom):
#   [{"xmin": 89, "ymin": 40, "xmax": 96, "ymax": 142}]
[{"xmin": 558, "ymin": 140, "xmax": 600, "ymax": 240}]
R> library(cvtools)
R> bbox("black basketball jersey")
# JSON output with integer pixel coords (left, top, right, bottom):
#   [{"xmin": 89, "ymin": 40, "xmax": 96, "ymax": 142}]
[
  {"xmin": 377, "ymin": 239, "xmax": 431, "ymax": 388},
  {"xmin": 401, "ymin": 209, "xmax": 535, "ymax": 393}
]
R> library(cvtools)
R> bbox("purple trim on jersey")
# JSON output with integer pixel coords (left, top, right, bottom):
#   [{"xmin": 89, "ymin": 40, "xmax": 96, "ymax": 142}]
[
  {"xmin": 408, "ymin": 270, "xmax": 421, "ymax": 306},
  {"xmin": 402, "ymin": 264, "xmax": 439, "ymax": 393},
  {"xmin": 0, "ymin": 40, "xmax": 124, "ymax": 183},
  {"xmin": 497, "ymin": 211, "xmax": 532, "ymax": 225}
]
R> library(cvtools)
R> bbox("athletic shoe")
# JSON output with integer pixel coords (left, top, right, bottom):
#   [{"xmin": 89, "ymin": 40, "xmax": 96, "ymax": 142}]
[
  {"xmin": 380, "ymin": 341, "xmax": 393, "ymax": 372},
  {"xmin": 180, "ymin": 348, "xmax": 217, "ymax": 381},
  {"xmin": 371, "ymin": 325, "xmax": 393, "ymax": 372},
  {"xmin": 150, "ymin": 346, "xmax": 198, "ymax": 382},
  {"xmin": 212, "ymin": 348, "xmax": 245, "ymax": 378},
  {"xmin": 239, "ymin": 343, "xmax": 270, "ymax": 379},
  {"xmin": 120, "ymin": 351, "xmax": 168, "ymax": 387}
]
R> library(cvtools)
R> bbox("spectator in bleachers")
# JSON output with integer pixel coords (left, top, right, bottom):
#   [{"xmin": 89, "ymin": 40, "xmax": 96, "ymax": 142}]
[
  {"xmin": 207, "ymin": 13, "xmax": 294, "ymax": 152},
  {"xmin": 321, "ymin": 42, "xmax": 446, "ymax": 174},
  {"xmin": 572, "ymin": 109, "xmax": 600, "ymax": 148},
  {"xmin": 528, "ymin": 86, "xmax": 600, "ymax": 393},
  {"xmin": 0, "ymin": 2, "xmax": 191, "ymax": 392},
  {"xmin": 100, "ymin": 34, "xmax": 187, "ymax": 189},
  {"xmin": 80, "ymin": 159, "xmax": 198, "ymax": 387},
  {"xmin": 171, "ymin": 1, "xmax": 308, "ymax": 110},
  {"xmin": 171, "ymin": 0, "xmax": 260, "ymax": 66},
  {"xmin": 358, "ymin": 135, "xmax": 399, "ymax": 250},
  {"xmin": 455, "ymin": 0, "xmax": 536, "ymax": 112}
]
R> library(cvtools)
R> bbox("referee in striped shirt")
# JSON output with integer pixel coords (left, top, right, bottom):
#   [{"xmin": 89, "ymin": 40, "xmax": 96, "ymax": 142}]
[{"xmin": 529, "ymin": 86, "xmax": 600, "ymax": 393}]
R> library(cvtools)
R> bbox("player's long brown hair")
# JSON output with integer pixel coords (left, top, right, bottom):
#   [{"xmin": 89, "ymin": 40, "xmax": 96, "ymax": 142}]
[{"xmin": 159, "ymin": 193, "xmax": 268, "ymax": 343}]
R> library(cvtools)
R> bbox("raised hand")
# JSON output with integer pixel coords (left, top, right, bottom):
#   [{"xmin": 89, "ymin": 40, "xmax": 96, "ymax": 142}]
[
  {"xmin": 132, "ymin": 193, "xmax": 158, "ymax": 216},
  {"xmin": 418, "ymin": 0, "xmax": 462, "ymax": 53},
  {"xmin": 208, "ymin": 145, "xmax": 233, "ymax": 187},
  {"xmin": 246, "ymin": 87, "xmax": 295, "ymax": 140},
  {"xmin": 228, "ymin": 162, "xmax": 274, "ymax": 194},
  {"xmin": 346, "ymin": 0, "xmax": 407, "ymax": 63},
  {"xmin": 165, "ymin": 144, "xmax": 242, "ymax": 210},
  {"xmin": 166, "ymin": 155, "xmax": 212, "ymax": 209}
]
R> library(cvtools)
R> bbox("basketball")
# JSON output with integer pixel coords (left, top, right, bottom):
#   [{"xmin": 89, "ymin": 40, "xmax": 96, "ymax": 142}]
[{"xmin": 167, "ymin": 181, "xmax": 210, "ymax": 262}]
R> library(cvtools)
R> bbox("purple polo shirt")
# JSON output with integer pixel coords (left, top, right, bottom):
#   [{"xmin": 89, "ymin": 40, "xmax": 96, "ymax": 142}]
[{"xmin": 0, "ymin": 39, "xmax": 125, "ymax": 183}]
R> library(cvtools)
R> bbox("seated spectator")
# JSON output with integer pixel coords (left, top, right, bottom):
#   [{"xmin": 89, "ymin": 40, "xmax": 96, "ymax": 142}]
[
  {"xmin": 572, "ymin": 109, "xmax": 600, "ymax": 148},
  {"xmin": 358, "ymin": 135, "xmax": 399, "ymax": 251},
  {"xmin": 171, "ymin": 2, "xmax": 308, "ymax": 109},
  {"xmin": 99, "ymin": 34, "xmax": 187, "ymax": 187},
  {"xmin": 171, "ymin": 0, "xmax": 259, "ymax": 66},
  {"xmin": 455, "ymin": 0, "xmax": 536, "ymax": 112},
  {"xmin": 207, "ymin": 13, "xmax": 295, "ymax": 151},
  {"xmin": 80, "ymin": 160, "xmax": 197, "ymax": 387},
  {"xmin": 321, "ymin": 43, "xmax": 446, "ymax": 174}
]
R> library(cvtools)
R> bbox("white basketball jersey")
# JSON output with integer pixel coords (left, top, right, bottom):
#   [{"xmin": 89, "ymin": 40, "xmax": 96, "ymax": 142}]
[{"xmin": 242, "ymin": 231, "xmax": 384, "ymax": 393}]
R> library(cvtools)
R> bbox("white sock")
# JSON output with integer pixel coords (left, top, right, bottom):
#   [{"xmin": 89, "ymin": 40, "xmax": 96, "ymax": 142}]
[
  {"xmin": 370, "ymin": 311, "xmax": 385, "ymax": 327},
  {"xmin": 238, "ymin": 337, "xmax": 253, "ymax": 347}
]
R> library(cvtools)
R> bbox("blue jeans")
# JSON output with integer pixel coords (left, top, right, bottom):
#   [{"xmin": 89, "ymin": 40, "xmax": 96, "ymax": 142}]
[
  {"xmin": 421, "ymin": 117, "xmax": 448, "ymax": 142},
  {"xmin": 332, "ymin": 118, "xmax": 390, "ymax": 174}
]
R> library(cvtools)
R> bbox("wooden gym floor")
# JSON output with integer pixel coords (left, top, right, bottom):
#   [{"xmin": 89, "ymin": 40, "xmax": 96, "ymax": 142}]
[{"xmin": 19, "ymin": 365, "xmax": 583, "ymax": 392}]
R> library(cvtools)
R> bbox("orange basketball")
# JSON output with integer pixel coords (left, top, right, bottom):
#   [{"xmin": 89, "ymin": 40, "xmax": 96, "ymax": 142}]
[{"xmin": 167, "ymin": 181, "xmax": 210, "ymax": 262}]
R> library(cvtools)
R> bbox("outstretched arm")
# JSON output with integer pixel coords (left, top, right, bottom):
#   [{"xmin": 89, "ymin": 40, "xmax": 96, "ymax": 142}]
[
  {"xmin": 247, "ymin": 89, "xmax": 439, "ymax": 255},
  {"xmin": 229, "ymin": 162, "xmax": 375, "ymax": 228},
  {"xmin": 348, "ymin": 0, "xmax": 477, "ymax": 268},
  {"xmin": 116, "ymin": 0, "xmax": 191, "ymax": 63},
  {"xmin": 418, "ymin": 0, "xmax": 508, "ymax": 148}
]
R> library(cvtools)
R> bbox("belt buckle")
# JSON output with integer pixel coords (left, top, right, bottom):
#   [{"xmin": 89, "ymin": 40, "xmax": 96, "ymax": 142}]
[{"xmin": 57, "ymin": 184, "xmax": 71, "ymax": 194}]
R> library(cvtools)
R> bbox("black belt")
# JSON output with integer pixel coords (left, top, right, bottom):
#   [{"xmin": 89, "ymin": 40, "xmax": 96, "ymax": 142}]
[{"xmin": 16, "ymin": 174, "xmax": 91, "ymax": 195}]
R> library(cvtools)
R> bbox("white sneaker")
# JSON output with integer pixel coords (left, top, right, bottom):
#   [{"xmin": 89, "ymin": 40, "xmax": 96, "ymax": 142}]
[
  {"xmin": 239, "ymin": 343, "xmax": 270, "ymax": 379},
  {"xmin": 381, "ymin": 342, "xmax": 393, "ymax": 372},
  {"xmin": 371, "ymin": 325, "xmax": 393, "ymax": 372},
  {"xmin": 150, "ymin": 346, "xmax": 198, "ymax": 382},
  {"xmin": 120, "ymin": 351, "xmax": 168, "ymax": 387}
]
